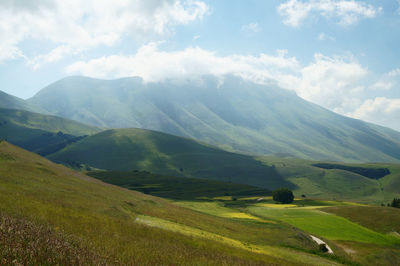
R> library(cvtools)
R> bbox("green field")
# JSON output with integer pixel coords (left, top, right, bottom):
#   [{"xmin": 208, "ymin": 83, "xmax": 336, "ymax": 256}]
[
  {"xmin": 323, "ymin": 205, "xmax": 400, "ymax": 234},
  {"xmin": 88, "ymin": 170, "xmax": 271, "ymax": 200},
  {"xmin": 3, "ymin": 141, "xmax": 400, "ymax": 264},
  {"xmin": 1, "ymin": 141, "xmax": 347, "ymax": 265},
  {"xmin": 258, "ymin": 156, "xmax": 400, "ymax": 204},
  {"xmin": 176, "ymin": 197, "xmax": 400, "ymax": 265}
]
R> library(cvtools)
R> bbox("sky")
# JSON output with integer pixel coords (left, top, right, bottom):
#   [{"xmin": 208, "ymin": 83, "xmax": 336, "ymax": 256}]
[{"xmin": 0, "ymin": 0, "xmax": 399, "ymax": 131}]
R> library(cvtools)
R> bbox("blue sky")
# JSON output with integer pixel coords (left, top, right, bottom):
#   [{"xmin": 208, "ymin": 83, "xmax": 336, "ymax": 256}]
[{"xmin": 0, "ymin": 0, "xmax": 399, "ymax": 130}]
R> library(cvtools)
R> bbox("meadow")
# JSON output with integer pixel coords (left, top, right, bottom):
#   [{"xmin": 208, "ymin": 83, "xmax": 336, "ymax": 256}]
[
  {"xmin": 0, "ymin": 141, "xmax": 343, "ymax": 265},
  {"xmin": 2, "ymin": 140, "xmax": 400, "ymax": 265}
]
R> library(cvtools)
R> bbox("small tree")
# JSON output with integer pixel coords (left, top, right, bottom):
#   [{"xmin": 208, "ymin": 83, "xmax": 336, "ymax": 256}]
[
  {"xmin": 391, "ymin": 198, "xmax": 400, "ymax": 208},
  {"xmin": 273, "ymin": 188, "xmax": 294, "ymax": 204}
]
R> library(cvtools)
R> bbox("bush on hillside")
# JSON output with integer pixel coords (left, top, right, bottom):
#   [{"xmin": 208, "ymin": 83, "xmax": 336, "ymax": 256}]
[
  {"xmin": 319, "ymin": 244, "xmax": 328, "ymax": 253},
  {"xmin": 391, "ymin": 198, "xmax": 400, "ymax": 208},
  {"xmin": 272, "ymin": 188, "xmax": 294, "ymax": 204}
]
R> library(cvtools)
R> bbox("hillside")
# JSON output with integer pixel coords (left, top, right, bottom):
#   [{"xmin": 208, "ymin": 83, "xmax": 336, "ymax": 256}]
[
  {"xmin": 258, "ymin": 156, "xmax": 400, "ymax": 204},
  {"xmin": 0, "ymin": 141, "xmax": 344, "ymax": 265},
  {"xmin": 87, "ymin": 170, "xmax": 271, "ymax": 200},
  {"xmin": 0, "ymin": 90, "xmax": 46, "ymax": 113},
  {"xmin": 0, "ymin": 108, "xmax": 101, "ymax": 155},
  {"xmin": 29, "ymin": 75, "xmax": 400, "ymax": 162},
  {"xmin": 48, "ymin": 128, "xmax": 290, "ymax": 189},
  {"xmin": 46, "ymin": 127, "xmax": 400, "ymax": 203}
]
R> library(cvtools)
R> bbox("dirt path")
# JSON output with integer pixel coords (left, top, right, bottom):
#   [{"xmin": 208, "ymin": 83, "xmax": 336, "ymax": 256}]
[{"xmin": 310, "ymin": 235, "xmax": 334, "ymax": 254}]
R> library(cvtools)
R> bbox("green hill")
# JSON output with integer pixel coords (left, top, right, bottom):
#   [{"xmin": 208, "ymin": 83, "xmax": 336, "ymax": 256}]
[
  {"xmin": 258, "ymin": 156, "xmax": 400, "ymax": 204},
  {"xmin": 47, "ymin": 127, "xmax": 400, "ymax": 202},
  {"xmin": 29, "ymin": 75, "xmax": 400, "ymax": 162},
  {"xmin": 0, "ymin": 141, "xmax": 345, "ymax": 265},
  {"xmin": 0, "ymin": 108, "xmax": 101, "ymax": 155},
  {"xmin": 48, "ymin": 128, "xmax": 290, "ymax": 189},
  {"xmin": 0, "ymin": 90, "xmax": 47, "ymax": 113}
]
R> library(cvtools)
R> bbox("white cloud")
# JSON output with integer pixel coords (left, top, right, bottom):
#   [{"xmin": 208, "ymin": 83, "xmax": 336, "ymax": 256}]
[
  {"xmin": 277, "ymin": 0, "xmax": 382, "ymax": 27},
  {"xmin": 66, "ymin": 42, "xmax": 300, "ymax": 83},
  {"xmin": 388, "ymin": 68, "xmax": 400, "ymax": 77},
  {"xmin": 284, "ymin": 53, "xmax": 368, "ymax": 113},
  {"xmin": 27, "ymin": 45, "xmax": 79, "ymax": 70},
  {"xmin": 0, "ymin": 0, "xmax": 209, "ymax": 66},
  {"xmin": 370, "ymin": 81, "xmax": 393, "ymax": 91},
  {"xmin": 349, "ymin": 97, "xmax": 400, "ymax": 131},
  {"xmin": 241, "ymin": 23, "xmax": 261, "ymax": 33},
  {"xmin": 66, "ymin": 43, "xmax": 366, "ymax": 112},
  {"xmin": 318, "ymin": 32, "xmax": 335, "ymax": 41}
]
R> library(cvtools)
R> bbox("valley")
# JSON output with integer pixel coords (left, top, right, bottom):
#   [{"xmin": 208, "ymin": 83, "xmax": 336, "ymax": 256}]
[{"xmin": 0, "ymin": 76, "xmax": 399, "ymax": 265}]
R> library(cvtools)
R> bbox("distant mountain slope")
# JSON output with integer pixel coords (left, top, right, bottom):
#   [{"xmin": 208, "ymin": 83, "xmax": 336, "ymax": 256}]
[
  {"xmin": 0, "ymin": 108, "xmax": 101, "ymax": 155},
  {"xmin": 48, "ymin": 128, "xmax": 290, "ymax": 189},
  {"xmin": 29, "ymin": 75, "xmax": 400, "ymax": 162},
  {"xmin": 0, "ymin": 90, "xmax": 47, "ymax": 113}
]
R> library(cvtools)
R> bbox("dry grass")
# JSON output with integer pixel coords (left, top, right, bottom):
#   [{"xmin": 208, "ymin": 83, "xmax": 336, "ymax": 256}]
[{"xmin": 0, "ymin": 212, "xmax": 107, "ymax": 265}]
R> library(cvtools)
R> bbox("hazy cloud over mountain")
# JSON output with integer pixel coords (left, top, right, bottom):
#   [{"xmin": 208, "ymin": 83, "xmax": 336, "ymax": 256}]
[{"xmin": 1, "ymin": 0, "xmax": 399, "ymax": 131}]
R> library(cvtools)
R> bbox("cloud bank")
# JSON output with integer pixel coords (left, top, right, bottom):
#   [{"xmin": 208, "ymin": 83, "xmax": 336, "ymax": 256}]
[
  {"xmin": 0, "ymin": 0, "xmax": 208, "ymax": 65},
  {"xmin": 277, "ymin": 0, "xmax": 382, "ymax": 27},
  {"xmin": 66, "ymin": 43, "xmax": 372, "ymax": 118}
]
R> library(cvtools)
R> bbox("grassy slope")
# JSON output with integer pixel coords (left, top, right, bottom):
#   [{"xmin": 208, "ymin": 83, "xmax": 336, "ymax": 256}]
[
  {"xmin": 0, "ymin": 213, "xmax": 106, "ymax": 265},
  {"xmin": 0, "ymin": 108, "xmax": 101, "ymax": 156},
  {"xmin": 48, "ymin": 128, "xmax": 291, "ymax": 189},
  {"xmin": 176, "ymin": 197, "xmax": 400, "ymax": 266},
  {"xmin": 48, "ymin": 127, "xmax": 400, "ymax": 203},
  {"xmin": 0, "ymin": 107, "xmax": 101, "ymax": 137},
  {"xmin": 0, "ymin": 141, "xmax": 342, "ymax": 265},
  {"xmin": 88, "ymin": 170, "xmax": 271, "ymax": 200},
  {"xmin": 257, "ymin": 156, "xmax": 400, "ymax": 204},
  {"xmin": 28, "ymin": 75, "xmax": 400, "ymax": 163},
  {"xmin": 0, "ymin": 90, "xmax": 47, "ymax": 114},
  {"xmin": 323, "ymin": 205, "xmax": 400, "ymax": 234}
]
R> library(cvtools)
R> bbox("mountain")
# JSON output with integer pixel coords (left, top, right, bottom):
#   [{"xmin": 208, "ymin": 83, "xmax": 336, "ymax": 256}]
[
  {"xmin": 29, "ymin": 75, "xmax": 400, "ymax": 162},
  {"xmin": 48, "ymin": 128, "xmax": 290, "ymax": 189},
  {"xmin": 0, "ymin": 141, "xmax": 331, "ymax": 265},
  {"xmin": 0, "ymin": 107, "xmax": 101, "ymax": 155},
  {"xmin": 0, "ymin": 90, "xmax": 47, "ymax": 113}
]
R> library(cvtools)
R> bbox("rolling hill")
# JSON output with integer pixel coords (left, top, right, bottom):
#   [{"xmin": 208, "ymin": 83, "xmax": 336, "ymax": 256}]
[
  {"xmin": 47, "ymin": 127, "xmax": 400, "ymax": 203},
  {"xmin": 0, "ymin": 107, "xmax": 101, "ymax": 155},
  {"xmin": 48, "ymin": 128, "xmax": 290, "ymax": 189},
  {"xmin": 258, "ymin": 156, "xmax": 400, "ymax": 204},
  {"xmin": 29, "ymin": 75, "xmax": 400, "ymax": 162},
  {"xmin": 0, "ymin": 90, "xmax": 47, "ymax": 114},
  {"xmin": 0, "ymin": 141, "xmax": 343, "ymax": 265}
]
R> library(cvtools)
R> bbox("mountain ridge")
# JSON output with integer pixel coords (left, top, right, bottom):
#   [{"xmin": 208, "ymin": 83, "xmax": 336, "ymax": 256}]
[{"xmin": 28, "ymin": 75, "xmax": 400, "ymax": 163}]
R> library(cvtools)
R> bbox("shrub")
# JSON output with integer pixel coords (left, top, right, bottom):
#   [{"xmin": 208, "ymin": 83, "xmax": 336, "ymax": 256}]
[
  {"xmin": 319, "ymin": 244, "xmax": 328, "ymax": 253},
  {"xmin": 272, "ymin": 188, "xmax": 294, "ymax": 204}
]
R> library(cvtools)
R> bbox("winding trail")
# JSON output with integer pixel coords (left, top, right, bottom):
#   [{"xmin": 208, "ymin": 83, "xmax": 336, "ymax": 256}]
[{"xmin": 310, "ymin": 235, "xmax": 334, "ymax": 254}]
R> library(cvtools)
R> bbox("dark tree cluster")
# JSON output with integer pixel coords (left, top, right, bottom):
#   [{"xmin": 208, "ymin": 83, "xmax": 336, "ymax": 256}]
[
  {"xmin": 391, "ymin": 198, "xmax": 400, "ymax": 208},
  {"xmin": 312, "ymin": 163, "xmax": 390, "ymax": 179},
  {"xmin": 272, "ymin": 188, "xmax": 294, "ymax": 204}
]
